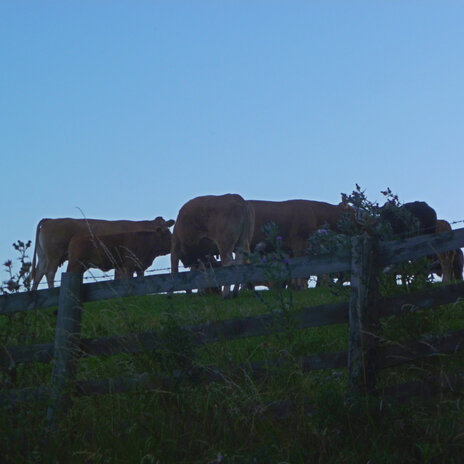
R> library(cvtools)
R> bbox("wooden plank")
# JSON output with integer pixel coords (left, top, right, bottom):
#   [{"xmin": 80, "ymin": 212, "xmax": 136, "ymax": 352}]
[
  {"xmin": 378, "ymin": 227, "xmax": 464, "ymax": 266},
  {"xmin": 74, "ymin": 351, "xmax": 348, "ymax": 397},
  {"xmin": 378, "ymin": 328, "xmax": 464, "ymax": 369},
  {"xmin": 0, "ymin": 253, "xmax": 350, "ymax": 314},
  {"xmin": 0, "ymin": 342, "xmax": 54, "ymax": 366},
  {"xmin": 81, "ymin": 252, "xmax": 352, "ymax": 302},
  {"xmin": 348, "ymin": 234, "xmax": 379, "ymax": 393},
  {"xmin": 0, "ymin": 300, "xmax": 349, "ymax": 366},
  {"xmin": 378, "ymin": 281, "xmax": 464, "ymax": 318},
  {"xmin": 45, "ymin": 272, "xmax": 84, "ymax": 430},
  {"xmin": 0, "ymin": 349, "xmax": 347, "ymax": 403},
  {"xmin": 0, "ymin": 287, "xmax": 59, "ymax": 315},
  {"xmin": 4, "ymin": 327, "xmax": 463, "ymax": 403},
  {"xmin": 0, "ymin": 385, "xmax": 50, "ymax": 405},
  {"xmin": 78, "ymin": 301, "xmax": 348, "ymax": 358},
  {"xmin": 376, "ymin": 369, "xmax": 464, "ymax": 401}
]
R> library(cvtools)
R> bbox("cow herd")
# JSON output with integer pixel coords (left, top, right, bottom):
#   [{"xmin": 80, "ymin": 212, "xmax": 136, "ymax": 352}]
[{"xmin": 30, "ymin": 193, "xmax": 463, "ymax": 294}]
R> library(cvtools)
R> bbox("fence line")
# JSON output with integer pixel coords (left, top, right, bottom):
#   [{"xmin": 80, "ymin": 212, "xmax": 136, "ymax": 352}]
[
  {"xmin": 1, "ymin": 227, "xmax": 464, "ymax": 428},
  {"xmin": 3, "ymin": 281, "xmax": 464, "ymax": 369}
]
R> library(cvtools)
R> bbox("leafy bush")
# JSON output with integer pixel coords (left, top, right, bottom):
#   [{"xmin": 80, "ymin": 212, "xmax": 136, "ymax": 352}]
[
  {"xmin": 307, "ymin": 185, "xmax": 435, "ymax": 291},
  {"xmin": 1, "ymin": 240, "xmax": 32, "ymax": 294}
]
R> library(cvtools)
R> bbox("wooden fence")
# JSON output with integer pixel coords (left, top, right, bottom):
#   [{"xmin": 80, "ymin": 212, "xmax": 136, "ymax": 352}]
[{"xmin": 1, "ymin": 227, "xmax": 464, "ymax": 429}]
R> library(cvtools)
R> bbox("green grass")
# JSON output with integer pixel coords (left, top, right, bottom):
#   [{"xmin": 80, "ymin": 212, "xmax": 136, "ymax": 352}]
[{"xmin": 1, "ymin": 283, "xmax": 464, "ymax": 463}]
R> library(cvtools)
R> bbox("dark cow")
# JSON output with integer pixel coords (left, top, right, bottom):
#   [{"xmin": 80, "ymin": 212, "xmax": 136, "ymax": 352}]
[
  {"xmin": 248, "ymin": 199, "xmax": 353, "ymax": 289},
  {"xmin": 170, "ymin": 194, "xmax": 255, "ymax": 297},
  {"xmin": 380, "ymin": 201, "xmax": 437, "ymax": 286},
  {"xmin": 67, "ymin": 227, "xmax": 173, "ymax": 279},
  {"xmin": 380, "ymin": 201, "xmax": 437, "ymax": 239},
  {"xmin": 31, "ymin": 216, "xmax": 174, "ymax": 290}
]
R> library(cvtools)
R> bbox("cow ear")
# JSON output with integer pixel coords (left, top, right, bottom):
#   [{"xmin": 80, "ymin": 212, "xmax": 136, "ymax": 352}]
[{"xmin": 165, "ymin": 219, "xmax": 175, "ymax": 227}]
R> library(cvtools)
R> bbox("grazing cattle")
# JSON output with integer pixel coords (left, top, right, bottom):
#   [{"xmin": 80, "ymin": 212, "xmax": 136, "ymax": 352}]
[
  {"xmin": 31, "ymin": 216, "xmax": 175, "ymax": 290},
  {"xmin": 170, "ymin": 194, "xmax": 255, "ymax": 297},
  {"xmin": 67, "ymin": 227, "xmax": 173, "ymax": 279},
  {"xmin": 248, "ymin": 199, "xmax": 353, "ymax": 289}
]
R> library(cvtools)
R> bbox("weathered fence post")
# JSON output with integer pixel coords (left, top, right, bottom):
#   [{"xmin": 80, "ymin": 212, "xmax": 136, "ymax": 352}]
[
  {"xmin": 45, "ymin": 272, "xmax": 83, "ymax": 431},
  {"xmin": 348, "ymin": 233, "xmax": 380, "ymax": 393}
]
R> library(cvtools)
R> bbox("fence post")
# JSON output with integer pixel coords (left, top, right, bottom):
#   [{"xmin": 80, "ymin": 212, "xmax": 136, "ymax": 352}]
[
  {"xmin": 45, "ymin": 272, "xmax": 83, "ymax": 431},
  {"xmin": 348, "ymin": 233, "xmax": 379, "ymax": 394}
]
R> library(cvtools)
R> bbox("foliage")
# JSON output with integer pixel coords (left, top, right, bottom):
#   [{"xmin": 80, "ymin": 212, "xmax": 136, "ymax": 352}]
[
  {"xmin": 1, "ymin": 240, "xmax": 32, "ymax": 294},
  {"xmin": 307, "ymin": 184, "xmax": 435, "ymax": 292}
]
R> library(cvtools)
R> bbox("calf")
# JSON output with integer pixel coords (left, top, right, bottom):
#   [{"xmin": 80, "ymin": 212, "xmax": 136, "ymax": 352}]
[{"xmin": 67, "ymin": 228, "xmax": 172, "ymax": 279}]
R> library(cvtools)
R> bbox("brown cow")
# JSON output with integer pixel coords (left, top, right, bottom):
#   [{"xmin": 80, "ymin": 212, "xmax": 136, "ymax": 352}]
[
  {"xmin": 435, "ymin": 219, "xmax": 456, "ymax": 283},
  {"xmin": 248, "ymin": 199, "xmax": 352, "ymax": 289},
  {"xmin": 66, "ymin": 227, "xmax": 172, "ymax": 279},
  {"xmin": 431, "ymin": 219, "xmax": 463, "ymax": 283},
  {"xmin": 31, "ymin": 216, "xmax": 175, "ymax": 289},
  {"xmin": 170, "ymin": 194, "xmax": 255, "ymax": 297}
]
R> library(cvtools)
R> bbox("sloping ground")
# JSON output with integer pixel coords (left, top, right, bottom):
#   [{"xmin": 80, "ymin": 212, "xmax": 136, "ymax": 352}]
[{"xmin": 1, "ymin": 284, "xmax": 464, "ymax": 463}]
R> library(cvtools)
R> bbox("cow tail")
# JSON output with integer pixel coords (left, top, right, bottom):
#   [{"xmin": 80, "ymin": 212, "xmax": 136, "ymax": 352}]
[{"xmin": 30, "ymin": 218, "xmax": 49, "ymax": 282}]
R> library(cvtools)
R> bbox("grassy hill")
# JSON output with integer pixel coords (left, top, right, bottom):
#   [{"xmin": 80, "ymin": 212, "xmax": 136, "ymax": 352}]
[{"xmin": 1, "ymin": 283, "xmax": 464, "ymax": 463}]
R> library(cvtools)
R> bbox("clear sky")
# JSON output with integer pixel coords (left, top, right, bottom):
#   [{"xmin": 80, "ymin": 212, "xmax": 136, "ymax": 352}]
[{"xmin": 1, "ymin": 1, "xmax": 463, "ymax": 288}]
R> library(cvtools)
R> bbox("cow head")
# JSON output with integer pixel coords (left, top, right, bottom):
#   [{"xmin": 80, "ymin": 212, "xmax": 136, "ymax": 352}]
[{"xmin": 153, "ymin": 216, "xmax": 175, "ymax": 228}]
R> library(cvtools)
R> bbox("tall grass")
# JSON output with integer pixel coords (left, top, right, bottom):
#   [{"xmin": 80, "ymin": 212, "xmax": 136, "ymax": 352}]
[{"xmin": 1, "ymin": 284, "xmax": 464, "ymax": 463}]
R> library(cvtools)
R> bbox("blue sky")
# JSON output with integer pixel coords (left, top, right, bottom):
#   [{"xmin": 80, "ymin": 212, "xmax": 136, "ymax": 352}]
[{"xmin": 1, "ymin": 1, "xmax": 463, "ymax": 288}]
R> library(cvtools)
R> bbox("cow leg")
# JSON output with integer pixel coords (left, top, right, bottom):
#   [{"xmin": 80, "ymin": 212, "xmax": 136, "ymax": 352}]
[
  {"xmin": 31, "ymin": 247, "xmax": 50, "ymax": 290},
  {"xmin": 316, "ymin": 274, "xmax": 330, "ymax": 287},
  {"xmin": 217, "ymin": 246, "xmax": 234, "ymax": 298},
  {"xmin": 45, "ymin": 271, "xmax": 56, "ymax": 289},
  {"xmin": 32, "ymin": 264, "xmax": 47, "ymax": 290},
  {"xmin": 232, "ymin": 229, "xmax": 253, "ymax": 295},
  {"xmin": 43, "ymin": 257, "xmax": 63, "ymax": 289},
  {"xmin": 438, "ymin": 250, "xmax": 456, "ymax": 283},
  {"xmin": 115, "ymin": 269, "xmax": 130, "ymax": 279},
  {"xmin": 169, "ymin": 238, "xmax": 181, "ymax": 296},
  {"xmin": 289, "ymin": 243, "xmax": 307, "ymax": 290},
  {"xmin": 231, "ymin": 247, "xmax": 247, "ymax": 296}
]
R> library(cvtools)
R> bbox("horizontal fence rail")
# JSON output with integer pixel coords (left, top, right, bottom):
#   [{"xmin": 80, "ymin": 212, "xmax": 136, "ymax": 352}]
[
  {"xmin": 2, "ymin": 280, "xmax": 464, "ymax": 368},
  {"xmin": 2, "ymin": 327, "xmax": 464, "ymax": 404},
  {"xmin": 377, "ymin": 227, "xmax": 464, "ymax": 266}
]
